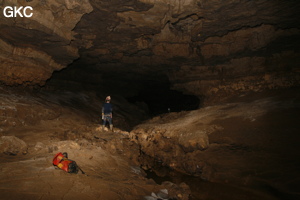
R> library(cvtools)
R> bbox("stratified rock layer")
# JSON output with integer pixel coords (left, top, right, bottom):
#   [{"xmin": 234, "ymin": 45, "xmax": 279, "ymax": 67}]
[
  {"xmin": 0, "ymin": 0, "xmax": 93, "ymax": 85},
  {"xmin": 64, "ymin": 0, "xmax": 300, "ymax": 101},
  {"xmin": 1, "ymin": 0, "xmax": 300, "ymax": 101}
]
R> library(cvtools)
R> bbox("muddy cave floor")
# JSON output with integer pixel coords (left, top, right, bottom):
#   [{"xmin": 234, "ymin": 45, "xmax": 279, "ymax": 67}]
[{"xmin": 0, "ymin": 87, "xmax": 300, "ymax": 200}]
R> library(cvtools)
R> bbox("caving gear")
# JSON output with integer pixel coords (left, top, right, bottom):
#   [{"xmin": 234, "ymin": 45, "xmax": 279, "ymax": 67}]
[
  {"xmin": 62, "ymin": 152, "xmax": 68, "ymax": 158},
  {"xmin": 53, "ymin": 152, "xmax": 64, "ymax": 166},
  {"xmin": 53, "ymin": 152, "xmax": 79, "ymax": 174}
]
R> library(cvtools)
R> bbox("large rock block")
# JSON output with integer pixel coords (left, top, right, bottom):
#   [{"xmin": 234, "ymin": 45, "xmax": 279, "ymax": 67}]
[{"xmin": 0, "ymin": 136, "xmax": 28, "ymax": 155}]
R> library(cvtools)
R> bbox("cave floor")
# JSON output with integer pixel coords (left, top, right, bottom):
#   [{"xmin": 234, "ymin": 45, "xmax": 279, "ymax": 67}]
[
  {"xmin": 0, "ymin": 122, "xmax": 164, "ymax": 200},
  {"xmin": 0, "ymin": 88, "xmax": 175, "ymax": 200},
  {"xmin": 1, "ymin": 87, "xmax": 300, "ymax": 200}
]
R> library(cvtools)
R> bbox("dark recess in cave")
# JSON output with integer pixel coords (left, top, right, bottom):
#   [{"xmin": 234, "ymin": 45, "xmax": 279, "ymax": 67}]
[
  {"xmin": 127, "ymin": 82, "xmax": 200, "ymax": 116},
  {"xmin": 47, "ymin": 60, "xmax": 200, "ymax": 116}
]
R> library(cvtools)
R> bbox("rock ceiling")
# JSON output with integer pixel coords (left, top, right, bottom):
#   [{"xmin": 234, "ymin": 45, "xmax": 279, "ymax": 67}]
[{"xmin": 0, "ymin": 0, "xmax": 300, "ymax": 99}]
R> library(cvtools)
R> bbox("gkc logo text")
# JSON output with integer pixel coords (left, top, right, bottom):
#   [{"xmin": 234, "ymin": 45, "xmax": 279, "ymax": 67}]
[{"xmin": 3, "ymin": 6, "xmax": 33, "ymax": 18}]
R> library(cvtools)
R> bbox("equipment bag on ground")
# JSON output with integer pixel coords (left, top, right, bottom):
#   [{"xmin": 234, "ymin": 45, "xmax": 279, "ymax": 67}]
[{"xmin": 53, "ymin": 152, "xmax": 79, "ymax": 174}]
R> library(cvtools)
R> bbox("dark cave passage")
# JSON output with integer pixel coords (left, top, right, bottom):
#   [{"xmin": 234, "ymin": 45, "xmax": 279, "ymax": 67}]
[
  {"xmin": 127, "ymin": 83, "xmax": 200, "ymax": 116},
  {"xmin": 46, "ymin": 60, "xmax": 201, "ymax": 118}
]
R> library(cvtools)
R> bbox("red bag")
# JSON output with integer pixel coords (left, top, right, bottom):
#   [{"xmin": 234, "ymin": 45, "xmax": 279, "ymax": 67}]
[
  {"xmin": 53, "ymin": 152, "xmax": 64, "ymax": 166},
  {"xmin": 53, "ymin": 152, "xmax": 78, "ymax": 173}
]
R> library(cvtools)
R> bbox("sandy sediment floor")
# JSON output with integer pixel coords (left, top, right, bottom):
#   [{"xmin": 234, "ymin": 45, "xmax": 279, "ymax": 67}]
[{"xmin": 0, "ymin": 87, "xmax": 190, "ymax": 200}]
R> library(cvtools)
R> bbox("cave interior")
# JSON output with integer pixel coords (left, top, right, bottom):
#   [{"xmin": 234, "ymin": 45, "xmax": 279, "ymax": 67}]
[{"xmin": 1, "ymin": 0, "xmax": 300, "ymax": 200}]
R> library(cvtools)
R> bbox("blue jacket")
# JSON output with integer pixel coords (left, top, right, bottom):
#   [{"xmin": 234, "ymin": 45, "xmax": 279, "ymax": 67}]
[{"xmin": 102, "ymin": 103, "xmax": 112, "ymax": 115}]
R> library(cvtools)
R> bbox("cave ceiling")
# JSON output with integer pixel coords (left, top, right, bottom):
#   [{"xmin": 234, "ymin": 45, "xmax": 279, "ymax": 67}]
[{"xmin": 0, "ymin": 0, "xmax": 300, "ymax": 98}]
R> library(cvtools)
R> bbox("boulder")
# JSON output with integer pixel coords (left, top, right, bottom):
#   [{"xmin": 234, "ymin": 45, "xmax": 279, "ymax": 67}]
[{"xmin": 0, "ymin": 136, "xmax": 28, "ymax": 155}]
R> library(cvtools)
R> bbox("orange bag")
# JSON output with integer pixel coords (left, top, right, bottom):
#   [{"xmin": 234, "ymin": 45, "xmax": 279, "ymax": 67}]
[{"xmin": 53, "ymin": 152, "xmax": 79, "ymax": 173}]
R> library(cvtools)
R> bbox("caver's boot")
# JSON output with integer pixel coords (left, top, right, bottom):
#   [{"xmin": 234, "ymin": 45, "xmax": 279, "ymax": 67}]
[
  {"xmin": 102, "ymin": 125, "xmax": 105, "ymax": 130},
  {"xmin": 110, "ymin": 124, "xmax": 113, "ymax": 132}
]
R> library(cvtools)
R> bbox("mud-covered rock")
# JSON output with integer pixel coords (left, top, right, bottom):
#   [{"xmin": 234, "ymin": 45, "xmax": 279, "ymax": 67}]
[
  {"xmin": 130, "ymin": 110, "xmax": 220, "ymax": 175},
  {"xmin": 178, "ymin": 130, "xmax": 209, "ymax": 152},
  {"xmin": 130, "ymin": 90, "xmax": 300, "ymax": 199},
  {"xmin": 0, "ymin": 136, "xmax": 28, "ymax": 155}
]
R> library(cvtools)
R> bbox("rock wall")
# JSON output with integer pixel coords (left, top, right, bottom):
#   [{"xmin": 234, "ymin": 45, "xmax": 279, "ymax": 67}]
[
  {"xmin": 168, "ymin": 25, "xmax": 300, "ymax": 103},
  {"xmin": 130, "ymin": 90, "xmax": 300, "ymax": 193},
  {"xmin": 70, "ymin": 0, "xmax": 300, "ymax": 103},
  {"xmin": 1, "ymin": 0, "xmax": 300, "ymax": 103},
  {"xmin": 0, "ymin": 0, "xmax": 93, "ymax": 85}
]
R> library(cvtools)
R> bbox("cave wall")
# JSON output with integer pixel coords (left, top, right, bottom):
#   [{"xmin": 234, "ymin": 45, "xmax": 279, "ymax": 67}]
[
  {"xmin": 1, "ymin": 0, "xmax": 299, "ymax": 102},
  {"xmin": 169, "ymin": 24, "xmax": 300, "ymax": 103},
  {"xmin": 0, "ymin": 0, "xmax": 93, "ymax": 85}
]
